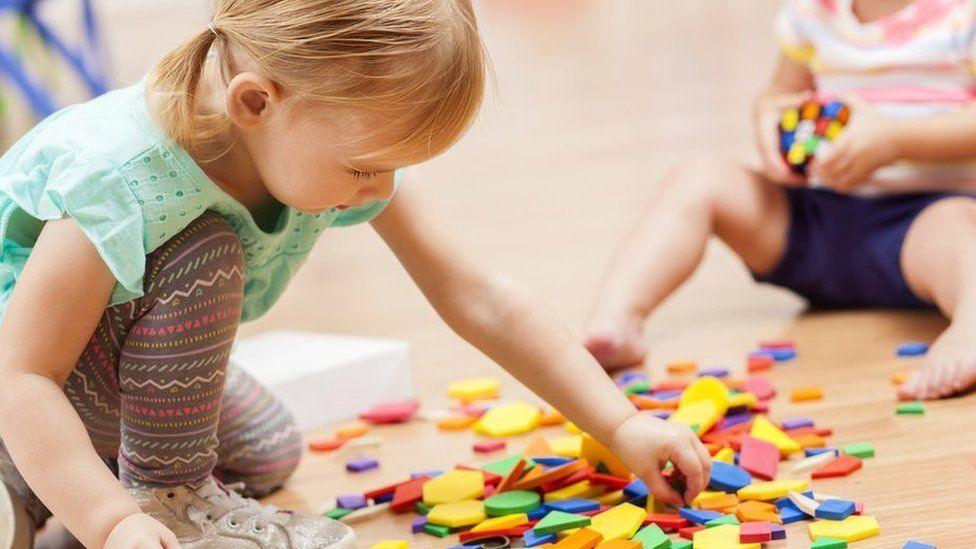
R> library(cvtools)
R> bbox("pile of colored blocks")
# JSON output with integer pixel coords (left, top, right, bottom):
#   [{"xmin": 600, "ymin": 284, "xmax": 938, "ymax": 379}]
[{"xmin": 779, "ymin": 100, "xmax": 850, "ymax": 175}]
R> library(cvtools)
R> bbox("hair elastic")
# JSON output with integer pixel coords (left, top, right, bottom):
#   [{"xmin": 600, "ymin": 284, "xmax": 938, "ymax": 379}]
[{"xmin": 208, "ymin": 22, "xmax": 219, "ymax": 36}]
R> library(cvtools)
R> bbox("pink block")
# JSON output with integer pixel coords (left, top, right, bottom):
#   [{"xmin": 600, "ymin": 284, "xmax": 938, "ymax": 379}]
[
  {"xmin": 359, "ymin": 399, "xmax": 420, "ymax": 424},
  {"xmin": 739, "ymin": 521, "xmax": 772, "ymax": 543},
  {"xmin": 743, "ymin": 376, "xmax": 776, "ymax": 401},
  {"xmin": 473, "ymin": 440, "xmax": 507, "ymax": 453},
  {"xmin": 739, "ymin": 435, "xmax": 779, "ymax": 480}
]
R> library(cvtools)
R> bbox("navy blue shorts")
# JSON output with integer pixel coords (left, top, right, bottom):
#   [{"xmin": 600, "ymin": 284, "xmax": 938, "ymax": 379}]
[{"xmin": 753, "ymin": 188, "xmax": 974, "ymax": 308}]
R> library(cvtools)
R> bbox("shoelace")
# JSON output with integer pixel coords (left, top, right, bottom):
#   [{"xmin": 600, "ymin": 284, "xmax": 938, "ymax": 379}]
[{"xmin": 186, "ymin": 479, "xmax": 285, "ymax": 531}]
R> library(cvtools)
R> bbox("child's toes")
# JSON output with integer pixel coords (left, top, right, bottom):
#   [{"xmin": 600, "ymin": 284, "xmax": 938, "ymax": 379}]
[
  {"xmin": 898, "ymin": 372, "xmax": 922, "ymax": 400},
  {"xmin": 934, "ymin": 363, "xmax": 959, "ymax": 398}
]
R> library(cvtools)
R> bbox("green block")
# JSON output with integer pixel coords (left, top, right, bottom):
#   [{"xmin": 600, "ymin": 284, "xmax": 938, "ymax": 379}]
[
  {"xmin": 812, "ymin": 536, "xmax": 848, "ymax": 549},
  {"xmin": 624, "ymin": 380, "xmax": 650, "ymax": 394},
  {"xmin": 842, "ymin": 442, "xmax": 875, "ymax": 459},
  {"xmin": 424, "ymin": 523, "xmax": 452, "ymax": 538},
  {"xmin": 632, "ymin": 523, "xmax": 670, "ymax": 549},
  {"xmin": 532, "ymin": 510, "xmax": 591, "ymax": 535},
  {"xmin": 414, "ymin": 501, "xmax": 431, "ymax": 515},
  {"xmin": 896, "ymin": 401, "xmax": 925, "ymax": 415},
  {"xmin": 484, "ymin": 490, "xmax": 541, "ymax": 516},
  {"xmin": 325, "ymin": 507, "xmax": 353, "ymax": 520},
  {"xmin": 704, "ymin": 514, "xmax": 739, "ymax": 528},
  {"xmin": 483, "ymin": 454, "xmax": 536, "ymax": 477},
  {"xmin": 671, "ymin": 542, "xmax": 692, "ymax": 549}
]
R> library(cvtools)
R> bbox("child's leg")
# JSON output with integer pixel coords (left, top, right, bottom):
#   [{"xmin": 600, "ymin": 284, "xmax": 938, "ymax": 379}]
[
  {"xmin": 213, "ymin": 367, "xmax": 302, "ymax": 497},
  {"xmin": 586, "ymin": 159, "xmax": 790, "ymax": 368},
  {"xmin": 113, "ymin": 212, "xmax": 245, "ymax": 487},
  {"xmin": 899, "ymin": 197, "xmax": 976, "ymax": 399}
]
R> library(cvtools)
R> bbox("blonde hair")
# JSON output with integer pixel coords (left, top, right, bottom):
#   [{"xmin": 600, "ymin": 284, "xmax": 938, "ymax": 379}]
[{"xmin": 149, "ymin": 0, "xmax": 487, "ymax": 163}]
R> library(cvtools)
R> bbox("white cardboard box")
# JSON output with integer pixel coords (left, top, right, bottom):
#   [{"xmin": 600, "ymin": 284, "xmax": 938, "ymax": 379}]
[{"xmin": 230, "ymin": 330, "xmax": 413, "ymax": 431}]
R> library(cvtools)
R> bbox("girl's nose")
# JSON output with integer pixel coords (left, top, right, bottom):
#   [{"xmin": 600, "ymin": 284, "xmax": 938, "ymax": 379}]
[{"xmin": 357, "ymin": 172, "xmax": 396, "ymax": 203}]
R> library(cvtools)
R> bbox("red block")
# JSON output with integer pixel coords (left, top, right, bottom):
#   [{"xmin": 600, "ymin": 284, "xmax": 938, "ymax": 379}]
[
  {"xmin": 739, "ymin": 521, "xmax": 772, "ymax": 543},
  {"xmin": 654, "ymin": 378, "xmax": 689, "ymax": 392},
  {"xmin": 359, "ymin": 399, "xmax": 420, "ymax": 424},
  {"xmin": 473, "ymin": 440, "xmax": 506, "ymax": 454},
  {"xmin": 587, "ymin": 473, "xmax": 631, "ymax": 491},
  {"xmin": 389, "ymin": 476, "xmax": 430, "ymax": 512},
  {"xmin": 643, "ymin": 513, "xmax": 689, "ymax": 532},
  {"xmin": 747, "ymin": 354, "xmax": 774, "ymax": 373},
  {"xmin": 759, "ymin": 339, "xmax": 795, "ymax": 349},
  {"xmin": 307, "ymin": 437, "xmax": 344, "ymax": 452},
  {"xmin": 743, "ymin": 376, "xmax": 776, "ymax": 401},
  {"xmin": 538, "ymin": 466, "xmax": 594, "ymax": 493},
  {"xmin": 679, "ymin": 525, "xmax": 705, "ymax": 540},
  {"xmin": 739, "ymin": 435, "xmax": 779, "ymax": 480},
  {"xmin": 458, "ymin": 525, "xmax": 531, "ymax": 542},
  {"xmin": 811, "ymin": 454, "xmax": 862, "ymax": 479}
]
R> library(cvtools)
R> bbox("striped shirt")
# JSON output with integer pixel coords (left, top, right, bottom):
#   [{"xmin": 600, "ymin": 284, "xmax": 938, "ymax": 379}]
[{"xmin": 776, "ymin": 0, "xmax": 976, "ymax": 188}]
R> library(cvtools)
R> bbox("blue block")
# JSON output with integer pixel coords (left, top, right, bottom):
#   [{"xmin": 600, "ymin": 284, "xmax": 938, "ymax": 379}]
[
  {"xmin": 345, "ymin": 457, "xmax": 378, "ymax": 472},
  {"xmin": 411, "ymin": 469, "xmax": 443, "ymax": 478},
  {"xmin": 815, "ymin": 499, "xmax": 856, "ymax": 520},
  {"xmin": 805, "ymin": 447, "xmax": 838, "ymax": 457},
  {"xmin": 903, "ymin": 542, "xmax": 937, "ymax": 549},
  {"xmin": 708, "ymin": 461, "xmax": 752, "ymax": 493},
  {"xmin": 373, "ymin": 492, "xmax": 393, "ymax": 504},
  {"xmin": 627, "ymin": 495, "xmax": 648, "ymax": 507},
  {"xmin": 527, "ymin": 507, "xmax": 548, "ymax": 521},
  {"xmin": 524, "ymin": 529, "xmax": 557, "ymax": 547},
  {"xmin": 534, "ymin": 457, "xmax": 575, "ymax": 467},
  {"xmin": 718, "ymin": 413, "xmax": 752, "ymax": 431},
  {"xmin": 649, "ymin": 390, "xmax": 682, "ymax": 400},
  {"xmin": 780, "ymin": 416, "xmax": 814, "ymax": 430},
  {"xmin": 545, "ymin": 498, "xmax": 600, "ymax": 514},
  {"xmin": 616, "ymin": 372, "xmax": 647, "ymax": 386},
  {"xmin": 897, "ymin": 341, "xmax": 929, "ymax": 357},
  {"xmin": 624, "ymin": 478, "xmax": 648, "ymax": 498},
  {"xmin": 678, "ymin": 508, "xmax": 723, "ymax": 525},
  {"xmin": 775, "ymin": 496, "xmax": 812, "ymax": 524},
  {"xmin": 770, "ymin": 523, "xmax": 787, "ymax": 540}
]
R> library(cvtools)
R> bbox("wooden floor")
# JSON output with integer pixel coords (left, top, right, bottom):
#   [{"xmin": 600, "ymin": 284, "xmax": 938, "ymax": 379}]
[{"xmin": 7, "ymin": 1, "xmax": 976, "ymax": 547}]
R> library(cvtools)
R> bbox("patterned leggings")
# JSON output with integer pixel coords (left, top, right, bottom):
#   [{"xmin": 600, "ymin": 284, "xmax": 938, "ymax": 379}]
[{"xmin": 1, "ymin": 212, "xmax": 301, "ymax": 525}]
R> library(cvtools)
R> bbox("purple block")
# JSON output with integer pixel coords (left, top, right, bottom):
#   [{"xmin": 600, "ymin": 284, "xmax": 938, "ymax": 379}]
[
  {"xmin": 652, "ymin": 410, "xmax": 672, "ymax": 420},
  {"xmin": 412, "ymin": 470, "xmax": 443, "ymax": 478},
  {"xmin": 649, "ymin": 390, "xmax": 682, "ymax": 401},
  {"xmin": 374, "ymin": 492, "xmax": 393, "ymax": 504},
  {"xmin": 411, "ymin": 516, "xmax": 428, "ymax": 533},
  {"xmin": 770, "ymin": 523, "xmax": 786, "ymax": 540},
  {"xmin": 717, "ymin": 413, "xmax": 752, "ymax": 431},
  {"xmin": 781, "ymin": 416, "xmax": 814, "ymax": 430},
  {"xmin": 336, "ymin": 494, "xmax": 366, "ymax": 510},
  {"xmin": 345, "ymin": 457, "xmax": 379, "ymax": 473},
  {"xmin": 699, "ymin": 367, "xmax": 729, "ymax": 378}
]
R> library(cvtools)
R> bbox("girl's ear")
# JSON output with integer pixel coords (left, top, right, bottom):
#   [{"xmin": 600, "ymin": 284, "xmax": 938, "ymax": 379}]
[{"xmin": 225, "ymin": 72, "xmax": 281, "ymax": 128}]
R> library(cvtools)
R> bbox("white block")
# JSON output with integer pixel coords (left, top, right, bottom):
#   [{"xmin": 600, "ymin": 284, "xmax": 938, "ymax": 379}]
[{"xmin": 230, "ymin": 330, "xmax": 412, "ymax": 431}]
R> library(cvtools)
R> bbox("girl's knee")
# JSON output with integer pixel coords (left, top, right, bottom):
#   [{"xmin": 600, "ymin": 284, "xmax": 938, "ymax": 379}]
[{"xmin": 660, "ymin": 158, "xmax": 757, "ymax": 206}]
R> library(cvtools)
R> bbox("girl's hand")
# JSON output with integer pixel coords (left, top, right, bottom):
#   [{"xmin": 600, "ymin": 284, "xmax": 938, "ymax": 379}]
[
  {"xmin": 752, "ymin": 91, "xmax": 813, "ymax": 186},
  {"xmin": 809, "ymin": 99, "xmax": 900, "ymax": 191},
  {"xmin": 104, "ymin": 513, "xmax": 182, "ymax": 549},
  {"xmin": 609, "ymin": 413, "xmax": 711, "ymax": 508}
]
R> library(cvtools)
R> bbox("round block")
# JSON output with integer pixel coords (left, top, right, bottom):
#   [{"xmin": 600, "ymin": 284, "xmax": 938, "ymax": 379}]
[
  {"xmin": 679, "ymin": 376, "xmax": 730, "ymax": 417},
  {"xmin": 484, "ymin": 490, "xmax": 541, "ymax": 516}
]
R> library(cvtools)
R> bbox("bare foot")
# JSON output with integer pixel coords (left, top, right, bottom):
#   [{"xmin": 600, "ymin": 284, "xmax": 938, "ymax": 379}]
[
  {"xmin": 898, "ymin": 321, "xmax": 976, "ymax": 400},
  {"xmin": 584, "ymin": 312, "xmax": 648, "ymax": 370}
]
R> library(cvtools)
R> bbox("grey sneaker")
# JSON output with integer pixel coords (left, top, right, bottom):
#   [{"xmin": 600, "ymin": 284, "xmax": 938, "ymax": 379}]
[
  {"xmin": 0, "ymin": 479, "xmax": 33, "ymax": 549},
  {"xmin": 128, "ymin": 476, "xmax": 355, "ymax": 548}
]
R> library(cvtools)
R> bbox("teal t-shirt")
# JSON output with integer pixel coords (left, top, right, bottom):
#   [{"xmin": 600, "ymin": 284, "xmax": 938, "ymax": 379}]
[{"xmin": 0, "ymin": 80, "xmax": 400, "ymax": 322}]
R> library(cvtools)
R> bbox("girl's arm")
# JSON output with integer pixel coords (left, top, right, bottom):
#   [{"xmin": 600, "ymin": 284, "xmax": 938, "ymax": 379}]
[
  {"xmin": 0, "ymin": 219, "xmax": 178, "ymax": 548},
  {"xmin": 371, "ymin": 182, "xmax": 711, "ymax": 506},
  {"xmin": 753, "ymin": 53, "xmax": 816, "ymax": 185}
]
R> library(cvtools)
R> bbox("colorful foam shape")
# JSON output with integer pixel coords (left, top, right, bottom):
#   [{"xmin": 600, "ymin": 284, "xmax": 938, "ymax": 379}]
[
  {"xmin": 470, "ymin": 513, "xmax": 528, "ymax": 533},
  {"xmin": 692, "ymin": 524, "xmax": 760, "ymax": 549},
  {"xmin": 422, "ymin": 470, "xmax": 485, "ymax": 505},
  {"xmin": 448, "ymin": 377, "xmax": 500, "ymax": 402},
  {"xmin": 426, "ymin": 499, "xmax": 486, "ymax": 528},
  {"xmin": 739, "ymin": 435, "xmax": 779, "ymax": 480},
  {"xmin": 841, "ymin": 442, "xmax": 875, "ymax": 459},
  {"xmin": 534, "ymin": 510, "xmax": 592, "ymax": 534},
  {"xmin": 524, "ymin": 529, "xmax": 557, "ymax": 547},
  {"xmin": 708, "ymin": 461, "xmax": 752, "ymax": 493},
  {"xmin": 546, "ymin": 498, "xmax": 601, "ymax": 514},
  {"xmin": 811, "ymin": 455, "xmax": 862, "ymax": 479},
  {"xmin": 739, "ymin": 521, "xmax": 772, "ymax": 543},
  {"xmin": 473, "ymin": 402, "xmax": 541, "ymax": 437},
  {"xmin": 750, "ymin": 416, "xmax": 801, "ymax": 457},
  {"xmin": 902, "ymin": 542, "xmax": 936, "ymax": 549},
  {"xmin": 737, "ymin": 479, "xmax": 808, "ymax": 501},
  {"xmin": 815, "ymin": 499, "xmax": 856, "ymax": 521},
  {"xmin": 811, "ymin": 537, "xmax": 848, "ymax": 549},
  {"xmin": 632, "ymin": 523, "xmax": 670, "ymax": 549},
  {"xmin": 588, "ymin": 503, "xmax": 646, "ymax": 541},
  {"xmin": 808, "ymin": 515, "xmax": 881, "ymax": 543},
  {"xmin": 552, "ymin": 527, "xmax": 602, "ymax": 548},
  {"xmin": 678, "ymin": 507, "xmax": 723, "ymax": 525},
  {"xmin": 483, "ymin": 489, "xmax": 541, "ymax": 516},
  {"xmin": 370, "ymin": 541, "xmax": 409, "ymax": 549},
  {"xmin": 581, "ymin": 433, "xmax": 631, "ymax": 477},
  {"xmin": 551, "ymin": 435, "xmax": 583, "ymax": 458}
]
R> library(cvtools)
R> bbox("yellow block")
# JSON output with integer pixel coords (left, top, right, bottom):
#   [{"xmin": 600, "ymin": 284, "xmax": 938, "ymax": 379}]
[
  {"xmin": 473, "ymin": 402, "xmax": 541, "ymax": 438},
  {"xmin": 551, "ymin": 435, "xmax": 583, "ymax": 458},
  {"xmin": 370, "ymin": 541, "xmax": 409, "ymax": 549},
  {"xmin": 448, "ymin": 377, "xmax": 500, "ymax": 402},
  {"xmin": 581, "ymin": 434, "xmax": 630, "ymax": 478},
  {"xmin": 544, "ymin": 480, "xmax": 605, "ymax": 502},
  {"xmin": 334, "ymin": 421, "xmax": 368, "ymax": 440},
  {"xmin": 693, "ymin": 524, "xmax": 760, "ymax": 549},
  {"xmin": 426, "ymin": 499, "xmax": 486, "ymax": 528},
  {"xmin": 596, "ymin": 540, "xmax": 641, "ymax": 549},
  {"xmin": 589, "ymin": 503, "xmax": 647, "ymax": 541},
  {"xmin": 679, "ymin": 376, "xmax": 730, "ymax": 415},
  {"xmin": 565, "ymin": 422, "xmax": 582, "ymax": 434},
  {"xmin": 666, "ymin": 360, "xmax": 697, "ymax": 374},
  {"xmin": 727, "ymin": 391, "xmax": 758, "ymax": 409},
  {"xmin": 750, "ymin": 415, "xmax": 802, "ymax": 457},
  {"xmin": 668, "ymin": 400, "xmax": 720, "ymax": 435},
  {"xmin": 714, "ymin": 447, "xmax": 735, "ymax": 464},
  {"xmin": 736, "ymin": 479, "xmax": 808, "ymax": 501},
  {"xmin": 594, "ymin": 490, "xmax": 626, "ymax": 506},
  {"xmin": 422, "ymin": 470, "xmax": 485, "ymax": 505},
  {"xmin": 471, "ymin": 513, "xmax": 528, "ymax": 532},
  {"xmin": 809, "ymin": 515, "xmax": 881, "ymax": 543}
]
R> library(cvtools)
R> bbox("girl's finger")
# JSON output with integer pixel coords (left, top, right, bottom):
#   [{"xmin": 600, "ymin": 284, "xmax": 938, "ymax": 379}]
[
  {"xmin": 643, "ymin": 467, "xmax": 683, "ymax": 508},
  {"xmin": 671, "ymin": 446, "xmax": 706, "ymax": 504}
]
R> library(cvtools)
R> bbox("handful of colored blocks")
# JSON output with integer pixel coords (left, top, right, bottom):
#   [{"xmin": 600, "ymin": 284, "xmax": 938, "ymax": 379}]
[{"xmin": 778, "ymin": 100, "xmax": 850, "ymax": 175}]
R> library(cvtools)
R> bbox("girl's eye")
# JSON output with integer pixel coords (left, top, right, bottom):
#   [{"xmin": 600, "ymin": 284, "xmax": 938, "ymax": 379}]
[{"xmin": 349, "ymin": 170, "xmax": 379, "ymax": 181}]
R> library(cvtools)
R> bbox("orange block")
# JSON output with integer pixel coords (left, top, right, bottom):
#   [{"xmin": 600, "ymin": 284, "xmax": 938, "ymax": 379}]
[
  {"xmin": 734, "ymin": 500, "xmax": 782, "ymax": 524},
  {"xmin": 596, "ymin": 540, "xmax": 641, "ymax": 549},
  {"xmin": 697, "ymin": 493, "xmax": 740, "ymax": 512},
  {"xmin": 890, "ymin": 371, "xmax": 910, "ymax": 385},
  {"xmin": 334, "ymin": 421, "xmax": 368, "ymax": 439},
  {"xmin": 540, "ymin": 409, "xmax": 566, "ymax": 426},
  {"xmin": 553, "ymin": 527, "xmax": 603, "ymax": 549},
  {"xmin": 497, "ymin": 458, "xmax": 528, "ymax": 493},
  {"xmin": 437, "ymin": 415, "xmax": 477, "ymax": 430},
  {"xmin": 704, "ymin": 442, "xmax": 724, "ymax": 456},
  {"xmin": 790, "ymin": 386, "xmax": 823, "ymax": 402},
  {"xmin": 666, "ymin": 361, "xmax": 697, "ymax": 374},
  {"xmin": 512, "ymin": 459, "xmax": 589, "ymax": 491},
  {"xmin": 792, "ymin": 433, "xmax": 825, "ymax": 449},
  {"xmin": 524, "ymin": 434, "xmax": 554, "ymax": 457},
  {"xmin": 307, "ymin": 437, "xmax": 344, "ymax": 452}
]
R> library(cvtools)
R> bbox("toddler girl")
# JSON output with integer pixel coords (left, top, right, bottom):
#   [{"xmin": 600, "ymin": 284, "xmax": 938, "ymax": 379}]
[
  {"xmin": 0, "ymin": 1, "xmax": 709, "ymax": 547},
  {"xmin": 586, "ymin": 0, "xmax": 976, "ymax": 401}
]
